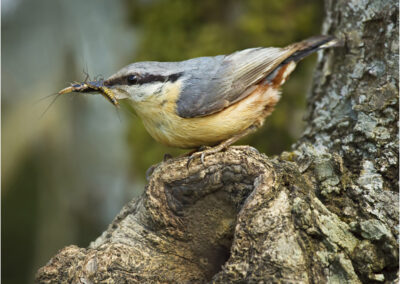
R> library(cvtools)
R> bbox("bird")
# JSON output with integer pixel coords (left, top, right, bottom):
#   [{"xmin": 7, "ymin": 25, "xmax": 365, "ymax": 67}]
[{"xmin": 58, "ymin": 35, "xmax": 339, "ymax": 162}]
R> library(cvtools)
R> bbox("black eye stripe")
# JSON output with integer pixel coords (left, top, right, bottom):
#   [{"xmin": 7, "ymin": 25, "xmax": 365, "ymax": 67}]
[
  {"xmin": 127, "ymin": 74, "xmax": 139, "ymax": 85},
  {"xmin": 168, "ymin": 73, "xmax": 182, "ymax": 82},
  {"xmin": 104, "ymin": 72, "xmax": 182, "ymax": 86},
  {"xmin": 135, "ymin": 74, "xmax": 165, "ymax": 84}
]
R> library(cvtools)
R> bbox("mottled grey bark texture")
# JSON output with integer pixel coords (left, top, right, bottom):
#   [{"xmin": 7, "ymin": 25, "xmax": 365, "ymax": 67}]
[{"xmin": 36, "ymin": 0, "xmax": 398, "ymax": 283}]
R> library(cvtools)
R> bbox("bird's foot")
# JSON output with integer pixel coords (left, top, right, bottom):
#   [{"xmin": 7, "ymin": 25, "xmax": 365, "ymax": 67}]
[
  {"xmin": 186, "ymin": 144, "xmax": 227, "ymax": 168},
  {"xmin": 186, "ymin": 125, "xmax": 259, "ymax": 168}
]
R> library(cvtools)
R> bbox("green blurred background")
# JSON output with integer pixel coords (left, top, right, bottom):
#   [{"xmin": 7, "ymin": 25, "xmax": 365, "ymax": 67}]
[{"xmin": 2, "ymin": 0, "xmax": 323, "ymax": 283}]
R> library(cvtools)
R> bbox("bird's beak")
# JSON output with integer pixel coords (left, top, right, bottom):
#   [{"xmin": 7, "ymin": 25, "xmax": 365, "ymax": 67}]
[{"xmin": 58, "ymin": 80, "xmax": 119, "ymax": 107}]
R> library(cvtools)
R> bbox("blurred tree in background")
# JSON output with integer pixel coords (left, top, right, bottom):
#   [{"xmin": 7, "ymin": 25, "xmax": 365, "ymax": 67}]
[{"xmin": 123, "ymin": 0, "xmax": 323, "ymax": 175}]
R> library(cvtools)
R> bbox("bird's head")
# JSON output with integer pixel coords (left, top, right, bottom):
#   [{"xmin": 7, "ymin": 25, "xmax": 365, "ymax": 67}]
[
  {"xmin": 58, "ymin": 62, "xmax": 185, "ymax": 107},
  {"xmin": 104, "ymin": 62, "xmax": 184, "ymax": 102}
]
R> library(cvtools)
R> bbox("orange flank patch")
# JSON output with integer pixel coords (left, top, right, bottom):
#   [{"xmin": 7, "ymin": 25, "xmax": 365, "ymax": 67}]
[{"xmin": 271, "ymin": 61, "xmax": 297, "ymax": 88}]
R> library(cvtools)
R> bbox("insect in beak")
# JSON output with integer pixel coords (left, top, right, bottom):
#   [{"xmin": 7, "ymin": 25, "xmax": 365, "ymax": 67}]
[{"xmin": 58, "ymin": 80, "xmax": 120, "ymax": 107}]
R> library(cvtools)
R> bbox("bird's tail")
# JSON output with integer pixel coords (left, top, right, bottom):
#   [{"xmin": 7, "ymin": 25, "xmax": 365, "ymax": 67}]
[{"xmin": 282, "ymin": 35, "xmax": 342, "ymax": 64}]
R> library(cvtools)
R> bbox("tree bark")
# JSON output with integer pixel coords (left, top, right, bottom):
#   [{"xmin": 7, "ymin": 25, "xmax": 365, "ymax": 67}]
[{"xmin": 36, "ymin": 0, "xmax": 399, "ymax": 283}]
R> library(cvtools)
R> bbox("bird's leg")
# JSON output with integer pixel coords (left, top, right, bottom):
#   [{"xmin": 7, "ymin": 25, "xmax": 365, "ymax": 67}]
[
  {"xmin": 177, "ymin": 145, "xmax": 212, "ymax": 161},
  {"xmin": 187, "ymin": 125, "xmax": 258, "ymax": 167},
  {"xmin": 198, "ymin": 145, "xmax": 211, "ymax": 151}
]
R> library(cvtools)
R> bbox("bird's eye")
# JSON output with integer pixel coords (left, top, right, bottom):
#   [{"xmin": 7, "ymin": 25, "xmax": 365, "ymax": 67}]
[{"xmin": 127, "ymin": 74, "xmax": 139, "ymax": 85}]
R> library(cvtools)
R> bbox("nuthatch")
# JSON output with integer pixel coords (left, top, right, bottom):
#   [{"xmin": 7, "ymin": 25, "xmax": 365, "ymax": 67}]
[{"xmin": 59, "ymin": 35, "xmax": 339, "ymax": 160}]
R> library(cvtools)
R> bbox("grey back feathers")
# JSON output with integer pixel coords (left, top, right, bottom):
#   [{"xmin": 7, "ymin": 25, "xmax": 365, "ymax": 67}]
[
  {"xmin": 177, "ymin": 47, "xmax": 290, "ymax": 118},
  {"xmin": 176, "ymin": 35, "xmax": 338, "ymax": 118}
]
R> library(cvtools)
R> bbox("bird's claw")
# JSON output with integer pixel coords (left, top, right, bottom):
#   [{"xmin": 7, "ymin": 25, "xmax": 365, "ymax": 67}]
[
  {"xmin": 200, "ymin": 152, "xmax": 206, "ymax": 165},
  {"xmin": 186, "ymin": 145, "xmax": 224, "ymax": 169},
  {"xmin": 186, "ymin": 152, "xmax": 200, "ymax": 169},
  {"xmin": 186, "ymin": 151, "xmax": 206, "ymax": 169}
]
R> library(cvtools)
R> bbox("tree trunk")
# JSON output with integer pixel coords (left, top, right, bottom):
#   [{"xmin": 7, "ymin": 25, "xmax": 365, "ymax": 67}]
[{"xmin": 36, "ymin": 0, "xmax": 399, "ymax": 283}]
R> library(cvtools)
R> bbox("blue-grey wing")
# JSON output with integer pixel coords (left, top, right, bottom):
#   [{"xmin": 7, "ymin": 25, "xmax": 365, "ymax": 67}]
[{"xmin": 176, "ymin": 47, "xmax": 292, "ymax": 118}]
